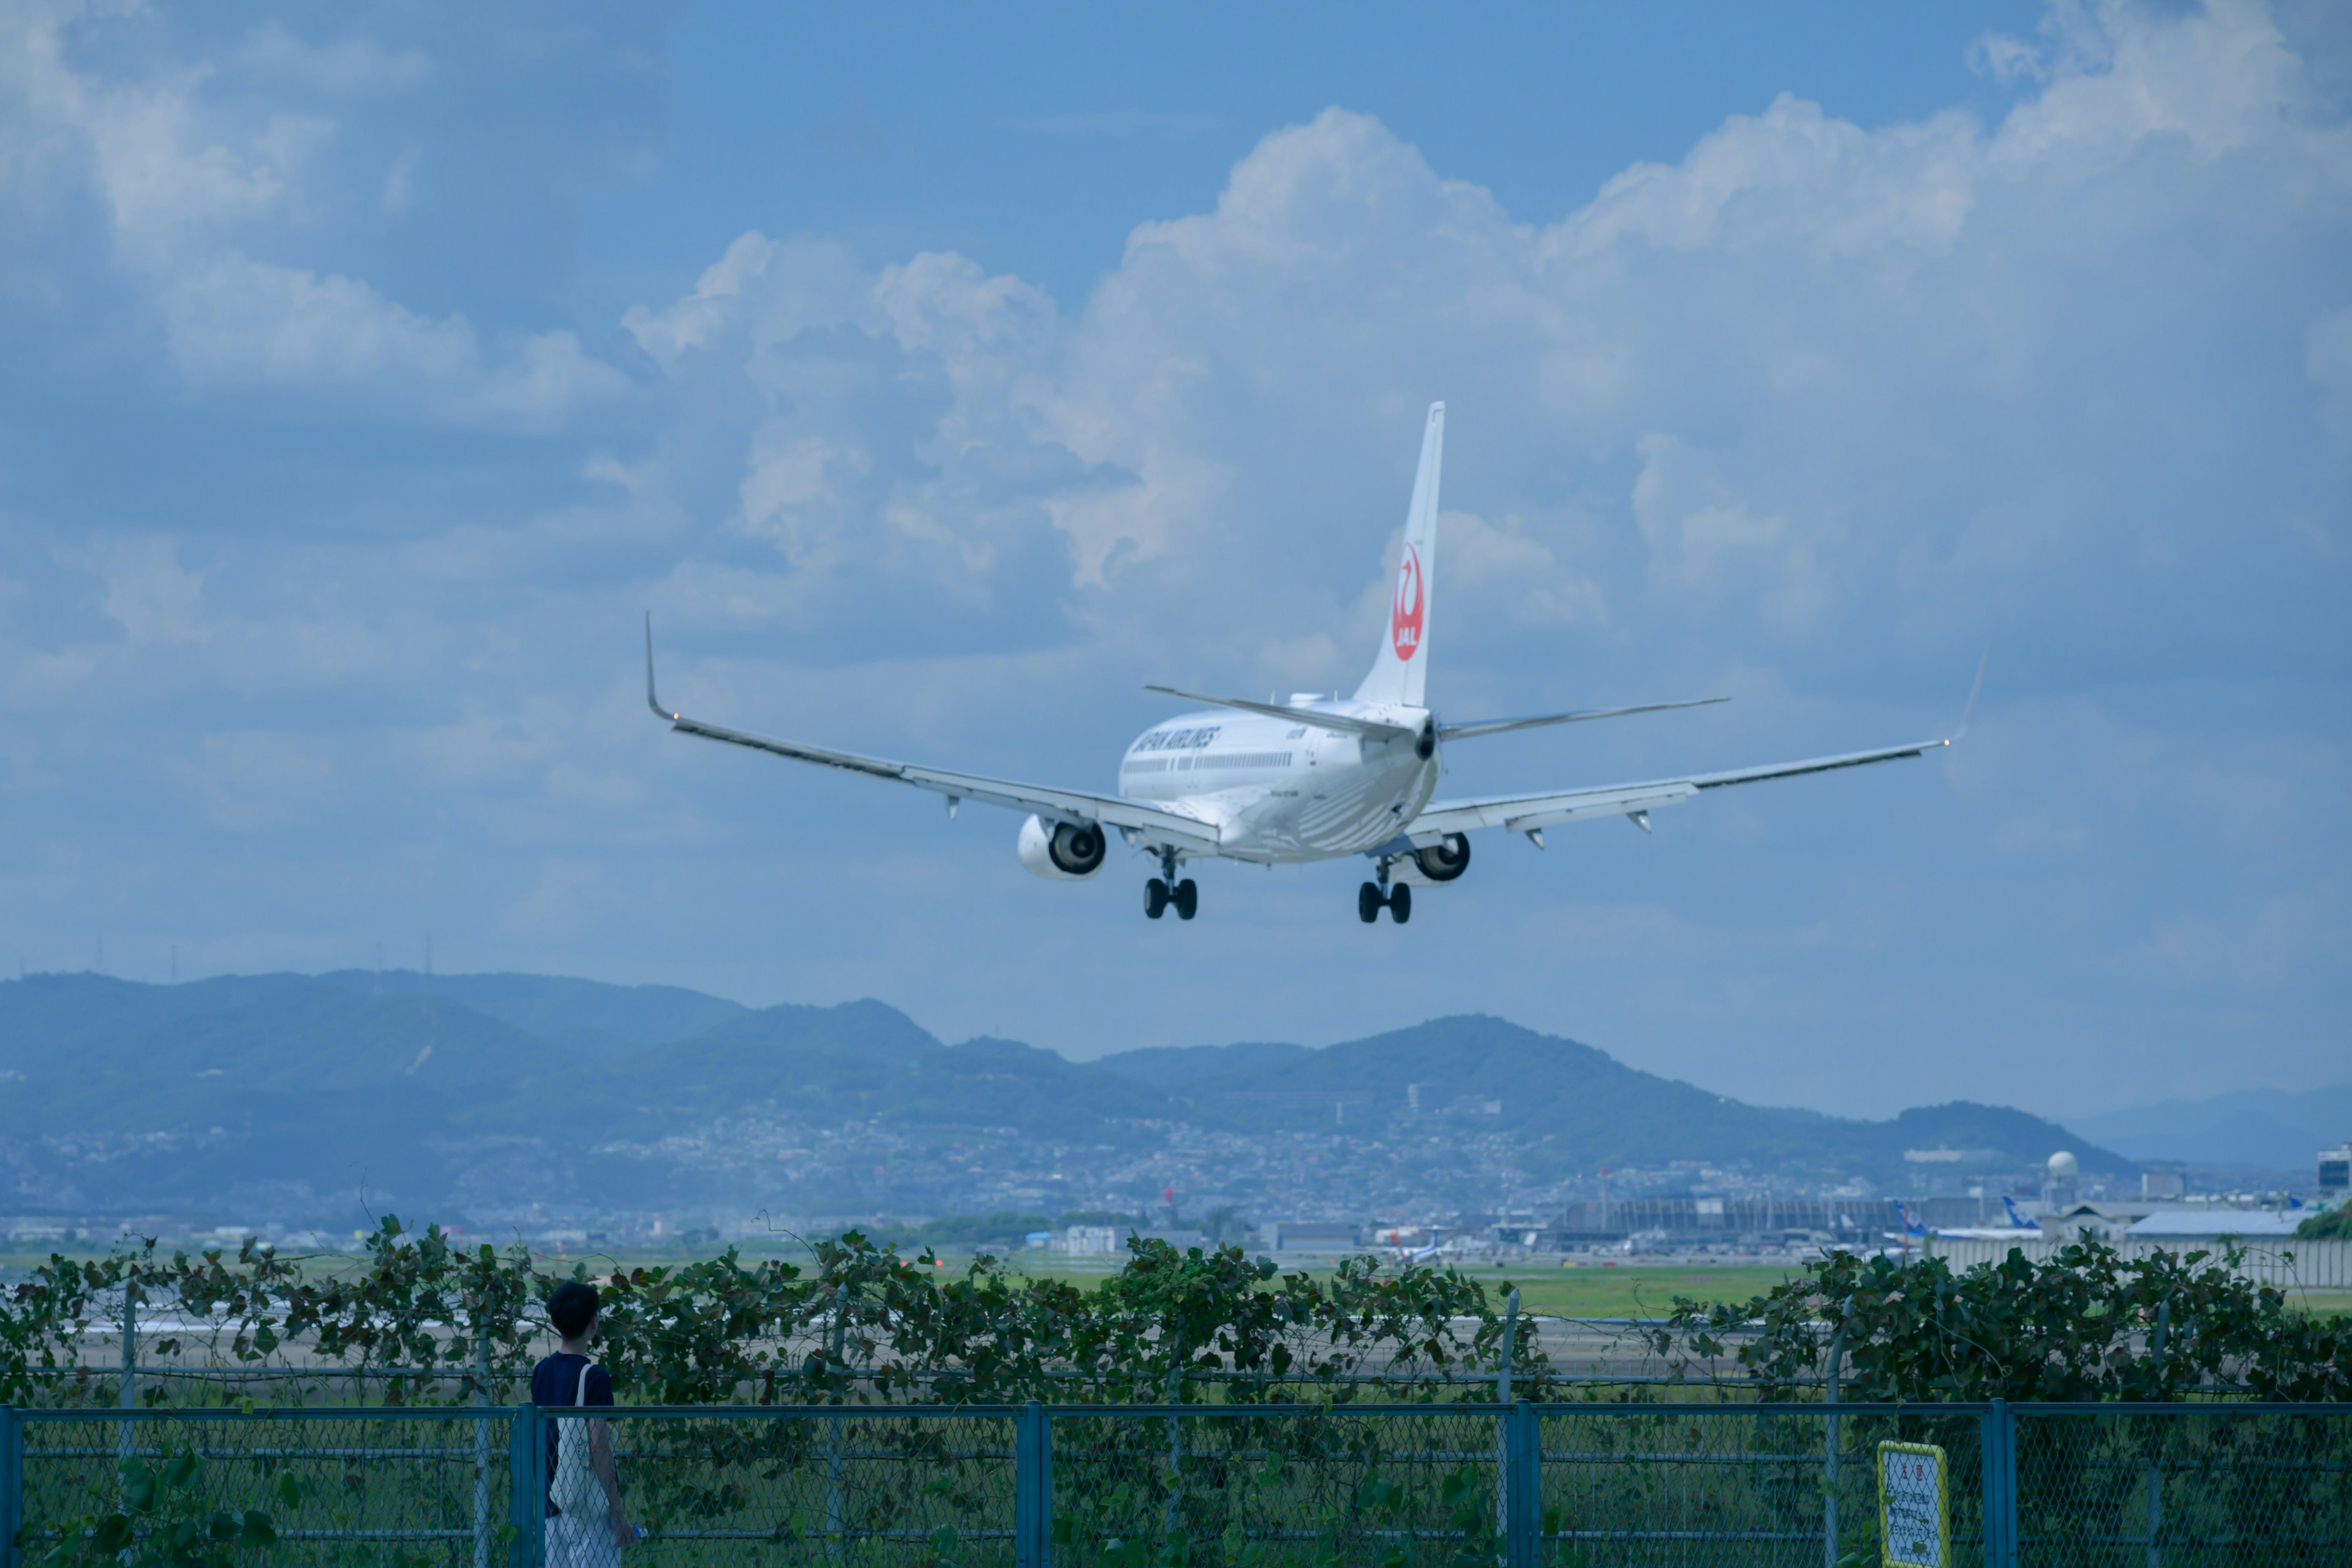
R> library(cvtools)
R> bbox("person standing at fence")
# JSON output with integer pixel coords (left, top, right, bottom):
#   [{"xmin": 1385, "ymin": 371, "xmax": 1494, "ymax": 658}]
[{"xmin": 533, "ymin": 1281, "xmax": 635, "ymax": 1563}]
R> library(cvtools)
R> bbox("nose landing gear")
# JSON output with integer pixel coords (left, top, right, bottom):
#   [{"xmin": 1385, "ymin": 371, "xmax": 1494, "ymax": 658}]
[{"xmin": 1145, "ymin": 851, "xmax": 1197, "ymax": 921}]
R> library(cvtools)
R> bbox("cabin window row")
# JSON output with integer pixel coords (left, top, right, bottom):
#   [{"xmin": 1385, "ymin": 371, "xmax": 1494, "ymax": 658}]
[{"xmin": 1123, "ymin": 751, "xmax": 1294, "ymax": 774}]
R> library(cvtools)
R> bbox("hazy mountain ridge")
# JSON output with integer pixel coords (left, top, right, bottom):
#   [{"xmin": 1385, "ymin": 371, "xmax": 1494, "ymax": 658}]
[
  {"xmin": 1090, "ymin": 1041, "xmax": 1316, "ymax": 1088},
  {"xmin": 2064, "ymin": 1084, "xmax": 2352, "ymax": 1169},
  {"xmin": 0, "ymin": 971, "xmax": 2130, "ymax": 1225},
  {"xmin": 313, "ymin": 970, "xmax": 751, "ymax": 1050}
]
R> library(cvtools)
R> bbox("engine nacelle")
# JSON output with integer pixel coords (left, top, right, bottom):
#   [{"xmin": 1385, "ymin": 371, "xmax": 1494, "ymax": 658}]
[
  {"xmin": 1017, "ymin": 814, "xmax": 1107, "ymax": 880},
  {"xmin": 1412, "ymin": 833, "xmax": 1471, "ymax": 883}
]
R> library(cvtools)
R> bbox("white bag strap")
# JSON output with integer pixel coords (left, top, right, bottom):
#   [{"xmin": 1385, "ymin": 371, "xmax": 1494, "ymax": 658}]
[{"xmin": 573, "ymin": 1357, "xmax": 598, "ymax": 1408}]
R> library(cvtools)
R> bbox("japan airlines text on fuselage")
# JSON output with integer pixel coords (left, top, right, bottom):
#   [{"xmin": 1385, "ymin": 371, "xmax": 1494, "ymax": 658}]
[
  {"xmin": 1114, "ymin": 707, "xmax": 1434, "ymax": 862},
  {"xmin": 645, "ymin": 402, "xmax": 1974, "ymax": 924}
]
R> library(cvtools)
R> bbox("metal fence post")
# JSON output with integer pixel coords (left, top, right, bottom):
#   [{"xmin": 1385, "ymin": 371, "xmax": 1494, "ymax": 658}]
[
  {"xmin": 116, "ymin": 1278, "xmax": 137, "ymax": 1485},
  {"xmin": 1495, "ymin": 1287, "xmax": 1519, "ymax": 1542},
  {"xmin": 2145, "ymin": 1300, "xmax": 2169, "ymax": 1568},
  {"xmin": 474, "ymin": 1316, "xmax": 494, "ymax": 1568},
  {"xmin": 1163, "ymin": 1359, "xmax": 1183, "ymax": 1540},
  {"xmin": 1506, "ymin": 1400, "xmax": 1540, "ymax": 1568},
  {"xmin": 3, "ymin": 1406, "xmax": 22, "ymax": 1568},
  {"xmin": 508, "ymin": 1406, "xmax": 543, "ymax": 1568},
  {"xmin": 1981, "ymin": 1398, "xmax": 2016, "ymax": 1568},
  {"xmin": 1016, "ymin": 1401, "xmax": 1051, "ymax": 1568},
  {"xmin": 827, "ymin": 1283, "xmax": 848, "ymax": 1566},
  {"xmin": 1823, "ymin": 1325, "xmax": 1845, "ymax": 1568}
]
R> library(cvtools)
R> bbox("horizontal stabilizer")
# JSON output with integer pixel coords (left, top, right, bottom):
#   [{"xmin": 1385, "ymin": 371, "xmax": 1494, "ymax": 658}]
[
  {"xmin": 1143, "ymin": 686, "xmax": 1420, "ymax": 743},
  {"xmin": 1438, "ymin": 695, "xmax": 1728, "ymax": 742}
]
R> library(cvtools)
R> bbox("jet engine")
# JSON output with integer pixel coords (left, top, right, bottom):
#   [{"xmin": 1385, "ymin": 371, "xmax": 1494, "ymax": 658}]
[
  {"xmin": 1412, "ymin": 833, "xmax": 1471, "ymax": 883},
  {"xmin": 1017, "ymin": 814, "xmax": 1107, "ymax": 880}
]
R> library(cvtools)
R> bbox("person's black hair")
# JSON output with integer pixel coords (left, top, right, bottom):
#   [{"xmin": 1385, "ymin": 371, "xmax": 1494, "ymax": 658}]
[{"xmin": 548, "ymin": 1280, "xmax": 600, "ymax": 1340}]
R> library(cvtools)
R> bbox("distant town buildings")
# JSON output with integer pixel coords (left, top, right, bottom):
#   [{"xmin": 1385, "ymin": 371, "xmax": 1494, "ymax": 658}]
[
  {"xmin": 1258, "ymin": 1221, "xmax": 1360, "ymax": 1251},
  {"xmin": 1052, "ymin": 1226, "xmax": 1122, "ymax": 1256}
]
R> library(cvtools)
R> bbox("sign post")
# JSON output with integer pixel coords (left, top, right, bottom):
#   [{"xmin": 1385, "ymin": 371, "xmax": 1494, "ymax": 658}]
[{"xmin": 1877, "ymin": 1442, "xmax": 1948, "ymax": 1568}]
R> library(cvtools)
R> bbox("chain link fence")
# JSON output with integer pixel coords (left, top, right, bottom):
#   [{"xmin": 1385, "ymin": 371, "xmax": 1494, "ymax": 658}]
[
  {"xmin": 2011, "ymin": 1406, "xmax": 2351, "ymax": 1567},
  {"xmin": 2, "ymin": 1401, "xmax": 2344, "ymax": 1567}
]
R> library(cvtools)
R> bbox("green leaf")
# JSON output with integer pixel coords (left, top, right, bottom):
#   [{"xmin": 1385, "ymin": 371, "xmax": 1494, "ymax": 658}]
[{"xmin": 238, "ymin": 1510, "xmax": 277, "ymax": 1548}]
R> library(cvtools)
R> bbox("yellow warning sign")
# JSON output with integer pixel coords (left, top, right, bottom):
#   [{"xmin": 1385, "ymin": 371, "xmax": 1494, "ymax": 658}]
[{"xmin": 1877, "ymin": 1441, "xmax": 1948, "ymax": 1568}]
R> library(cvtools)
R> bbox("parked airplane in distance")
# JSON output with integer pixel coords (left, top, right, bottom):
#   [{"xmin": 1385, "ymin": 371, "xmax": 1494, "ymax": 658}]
[
  {"xmin": 646, "ymin": 402, "xmax": 1974, "ymax": 924},
  {"xmin": 1929, "ymin": 1196, "xmax": 2048, "ymax": 1242}
]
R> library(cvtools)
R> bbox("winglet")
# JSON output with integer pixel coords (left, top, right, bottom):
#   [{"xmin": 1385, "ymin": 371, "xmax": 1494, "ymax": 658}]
[
  {"xmin": 1948, "ymin": 648, "xmax": 1988, "ymax": 743},
  {"xmin": 645, "ymin": 613, "xmax": 676, "ymax": 722}
]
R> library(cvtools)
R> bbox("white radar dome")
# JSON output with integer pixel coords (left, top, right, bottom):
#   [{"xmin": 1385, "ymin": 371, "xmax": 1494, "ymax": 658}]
[{"xmin": 2047, "ymin": 1150, "xmax": 2079, "ymax": 1178}]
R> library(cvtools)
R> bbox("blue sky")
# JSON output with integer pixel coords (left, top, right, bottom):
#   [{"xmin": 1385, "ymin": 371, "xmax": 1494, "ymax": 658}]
[{"xmin": 2, "ymin": 1, "xmax": 2347, "ymax": 1120}]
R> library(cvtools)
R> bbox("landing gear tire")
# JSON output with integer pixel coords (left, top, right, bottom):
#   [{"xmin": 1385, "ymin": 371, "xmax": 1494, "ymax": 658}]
[
  {"xmin": 1173, "ymin": 879, "xmax": 1199, "ymax": 921},
  {"xmin": 1389, "ymin": 884, "xmax": 1411, "ymax": 924},
  {"xmin": 1145, "ymin": 878, "xmax": 1169, "ymax": 919},
  {"xmin": 1359, "ymin": 883, "xmax": 1382, "ymax": 924}
]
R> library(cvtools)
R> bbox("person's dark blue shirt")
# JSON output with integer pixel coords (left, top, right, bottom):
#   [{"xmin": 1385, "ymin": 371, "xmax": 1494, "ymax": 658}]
[{"xmin": 531, "ymin": 1352, "xmax": 613, "ymax": 1516}]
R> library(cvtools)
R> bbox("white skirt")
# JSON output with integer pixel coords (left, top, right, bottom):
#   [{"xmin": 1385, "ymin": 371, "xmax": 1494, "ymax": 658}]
[{"xmin": 547, "ymin": 1509, "xmax": 622, "ymax": 1568}]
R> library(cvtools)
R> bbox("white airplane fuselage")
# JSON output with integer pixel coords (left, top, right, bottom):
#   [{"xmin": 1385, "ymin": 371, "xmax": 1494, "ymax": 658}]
[{"xmin": 1115, "ymin": 701, "xmax": 1438, "ymax": 863}]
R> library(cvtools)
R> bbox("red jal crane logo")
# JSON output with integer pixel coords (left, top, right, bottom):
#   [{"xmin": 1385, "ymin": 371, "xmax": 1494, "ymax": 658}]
[{"xmin": 1390, "ymin": 544, "xmax": 1425, "ymax": 662}]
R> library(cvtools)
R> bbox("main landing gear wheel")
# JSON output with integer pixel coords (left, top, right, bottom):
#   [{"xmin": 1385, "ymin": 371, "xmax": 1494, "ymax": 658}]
[
  {"xmin": 1173, "ymin": 879, "xmax": 1199, "ymax": 921},
  {"xmin": 1359, "ymin": 881, "xmax": 1412, "ymax": 924},
  {"xmin": 1145, "ymin": 878, "xmax": 1169, "ymax": 919},
  {"xmin": 1388, "ymin": 884, "xmax": 1411, "ymax": 924}
]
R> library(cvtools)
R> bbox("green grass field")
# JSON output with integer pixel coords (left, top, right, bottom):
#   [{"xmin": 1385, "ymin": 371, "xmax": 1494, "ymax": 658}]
[
  {"xmin": 1002, "ymin": 1254, "xmax": 2352, "ymax": 1319},
  {"xmin": 997, "ymin": 1257, "xmax": 1806, "ymax": 1318}
]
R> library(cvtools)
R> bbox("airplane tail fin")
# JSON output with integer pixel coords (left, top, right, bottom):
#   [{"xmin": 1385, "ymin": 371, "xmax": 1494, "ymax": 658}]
[
  {"xmin": 1352, "ymin": 402, "xmax": 1444, "ymax": 709},
  {"xmin": 2003, "ymin": 1195, "xmax": 2037, "ymax": 1229}
]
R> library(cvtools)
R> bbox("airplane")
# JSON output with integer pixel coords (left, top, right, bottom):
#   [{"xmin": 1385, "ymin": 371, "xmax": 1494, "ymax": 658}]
[
  {"xmin": 644, "ymin": 402, "xmax": 1975, "ymax": 924},
  {"xmin": 1927, "ymin": 1196, "xmax": 2047, "ymax": 1242}
]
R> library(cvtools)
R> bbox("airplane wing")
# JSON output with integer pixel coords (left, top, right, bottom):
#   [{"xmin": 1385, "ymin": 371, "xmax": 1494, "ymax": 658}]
[
  {"xmin": 1436, "ymin": 695, "xmax": 1727, "ymax": 742},
  {"xmin": 1403, "ymin": 736, "xmax": 1953, "ymax": 846},
  {"xmin": 647, "ymin": 620, "xmax": 1223, "ymax": 854},
  {"xmin": 1408, "ymin": 657, "xmax": 1983, "ymax": 846}
]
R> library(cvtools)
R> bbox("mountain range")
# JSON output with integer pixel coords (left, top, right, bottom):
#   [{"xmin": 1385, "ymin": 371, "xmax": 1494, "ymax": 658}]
[
  {"xmin": 0, "ymin": 970, "xmax": 2130, "ymax": 1229},
  {"xmin": 2064, "ymin": 1085, "xmax": 2352, "ymax": 1171}
]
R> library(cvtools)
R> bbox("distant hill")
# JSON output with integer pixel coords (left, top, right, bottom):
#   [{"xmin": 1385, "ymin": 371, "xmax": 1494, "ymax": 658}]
[
  {"xmin": 1091, "ymin": 1042, "xmax": 1314, "ymax": 1087},
  {"xmin": 0, "ymin": 972, "xmax": 2132, "ymax": 1227},
  {"xmin": 314, "ymin": 970, "xmax": 749, "ymax": 1050},
  {"xmin": 1102, "ymin": 1016, "xmax": 2121, "ymax": 1181},
  {"xmin": 2064, "ymin": 1084, "xmax": 2352, "ymax": 1170}
]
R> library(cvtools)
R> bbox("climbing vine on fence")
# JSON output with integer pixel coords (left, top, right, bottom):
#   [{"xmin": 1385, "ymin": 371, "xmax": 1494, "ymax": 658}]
[
  {"xmin": 21, "ymin": 1226, "xmax": 2337, "ymax": 1409},
  {"xmin": 1651, "ymin": 1240, "xmax": 2351, "ymax": 1401},
  {"xmin": 0, "ymin": 1218, "xmax": 1550, "ymax": 1408}
]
